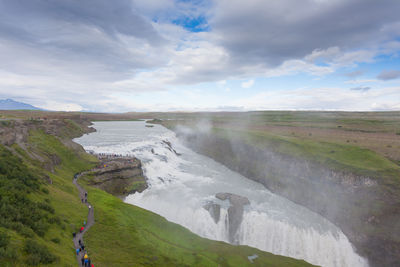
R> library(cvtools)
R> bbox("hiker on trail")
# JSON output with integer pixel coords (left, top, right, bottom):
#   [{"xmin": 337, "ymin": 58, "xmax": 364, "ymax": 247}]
[
  {"xmin": 81, "ymin": 198, "xmax": 84, "ymax": 203},
  {"xmin": 72, "ymin": 232, "xmax": 76, "ymax": 238},
  {"xmin": 79, "ymin": 239, "xmax": 81, "ymax": 245},
  {"xmin": 84, "ymin": 220, "xmax": 86, "ymax": 226},
  {"xmin": 89, "ymin": 205, "xmax": 91, "ymax": 210},
  {"xmin": 81, "ymin": 244, "xmax": 85, "ymax": 251},
  {"xmin": 84, "ymin": 258, "xmax": 89, "ymax": 266},
  {"xmin": 76, "ymin": 248, "xmax": 80, "ymax": 255},
  {"xmin": 80, "ymin": 226, "xmax": 84, "ymax": 233},
  {"xmin": 85, "ymin": 198, "xmax": 87, "ymax": 203},
  {"xmin": 85, "ymin": 192, "xmax": 87, "ymax": 197},
  {"xmin": 81, "ymin": 256, "xmax": 84, "ymax": 266},
  {"xmin": 88, "ymin": 258, "xmax": 91, "ymax": 266}
]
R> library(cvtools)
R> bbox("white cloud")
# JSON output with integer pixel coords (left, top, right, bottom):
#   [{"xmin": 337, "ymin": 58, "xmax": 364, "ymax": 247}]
[
  {"xmin": 42, "ymin": 101, "xmax": 84, "ymax": 112},
  {"xmin": 217, "ymin": 80, "xmax": 227, "ymax": 86},
  {"xmin": 241, "ymin": 80, "xmax": 255, "ymax": 88},
  {"xmin": 231, "ymin": 86, "xmax": 400, "ymax": 111},
  {"xmin": 345, "ymin": 79, "xmax": 378, "ymax": 84}
]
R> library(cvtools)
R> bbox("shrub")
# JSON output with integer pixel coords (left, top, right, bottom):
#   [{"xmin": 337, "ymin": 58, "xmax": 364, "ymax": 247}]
[
  {"xmin": 24, "ymin": 239, "xmax": 57, "ymax": 265},
  {"xmin": 37, "ymin": 202, "xmax": 55, "ymax": 214},
  {"xmin": 48, "ymin": 216, "xmax": 61, "ymax": 225},
  {"xmin": 0, "ymin": 146, "xmax": 55, "ymax": 237},
  {"xmin": 50, "ymin": 237, "xmax": 60, "ymax": 244},
  {"xmin": 0, "ymin": 232, "xmax": 17, "ymax": 259},
  {"xmin": 0, "ymin": 232, "xmax": 9, "ymax": 248},
  {"xmin": 33, "ymin": 220, "xmax": 50, "ymax": 237},
  {"xmin": 41, "ymin": 187, "xmax": 49, "ymax": 194},
  {"xmin": 19, "ymin": 226, "xmax": 35, "ymax": 238}
]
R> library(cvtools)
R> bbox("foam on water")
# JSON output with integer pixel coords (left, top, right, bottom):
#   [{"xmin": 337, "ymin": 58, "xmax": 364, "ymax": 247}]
[{"xmin": 75, "ymin": 121, "xmax": 368, "ymax": 267}]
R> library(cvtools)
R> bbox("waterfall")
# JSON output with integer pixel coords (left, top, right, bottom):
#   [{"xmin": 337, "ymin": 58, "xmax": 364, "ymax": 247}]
[{"xmin": 75, "ymin": 121, "xmax": 369, "ymax": 267}]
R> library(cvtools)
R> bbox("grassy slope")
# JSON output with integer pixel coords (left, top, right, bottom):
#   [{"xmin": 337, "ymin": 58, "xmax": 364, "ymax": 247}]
[
  {"xmin": 216, "ymin": 128, "xmax": 400, "ymax": 181},
  {"xmin": 1, "ymin": 121, "xmax": 314, "ymax": 267},
  {"xmin": 1, "ymin": 130, "xmax": 93, "ymax": 266}
]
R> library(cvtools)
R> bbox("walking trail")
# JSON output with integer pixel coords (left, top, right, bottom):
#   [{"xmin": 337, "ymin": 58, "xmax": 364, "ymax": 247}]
[{"xmin": 72, "ymin": 172, "xmax": 94, "ymax": 266}]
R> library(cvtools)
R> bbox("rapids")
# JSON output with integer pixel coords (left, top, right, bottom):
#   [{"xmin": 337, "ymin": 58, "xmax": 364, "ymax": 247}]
[{"xmin": 75, "ymin": 121, "xmax": 368, "ymax": 267}]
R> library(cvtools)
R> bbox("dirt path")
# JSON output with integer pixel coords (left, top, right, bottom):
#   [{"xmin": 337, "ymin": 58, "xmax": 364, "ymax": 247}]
[{"xmin": 72, "ymin": 172, "xmax": 94, "ymax": 267}]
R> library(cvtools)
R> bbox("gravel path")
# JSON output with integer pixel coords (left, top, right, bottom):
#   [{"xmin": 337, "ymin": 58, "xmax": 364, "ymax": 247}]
[{"xmin": 72, "ymin": 172, "xmax": 94, "ymax": 267}]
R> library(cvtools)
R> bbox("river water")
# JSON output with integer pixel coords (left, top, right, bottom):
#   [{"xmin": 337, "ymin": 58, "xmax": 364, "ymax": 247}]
[{"xmin": 75, "ymin": 121, "xmax": 368, "ymax": 267}]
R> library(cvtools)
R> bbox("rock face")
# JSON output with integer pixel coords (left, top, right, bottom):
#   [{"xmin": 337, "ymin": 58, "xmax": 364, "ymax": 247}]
[
  {"xmin": 204, "ymin": 202, "xmax": 221, "ymax": 224},
  {"xmin": 205, "ymin": 193, "xmax": 250, "ymax": 243},
  {"xmin": 87, "ymin": 157, "xmax": 147, "ymax": 197}
]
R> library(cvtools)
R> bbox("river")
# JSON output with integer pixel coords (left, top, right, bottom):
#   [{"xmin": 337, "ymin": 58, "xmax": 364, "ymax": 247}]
[{"xmin": 74, "ymin": 121, "xmax": 368, "ymax": 267}]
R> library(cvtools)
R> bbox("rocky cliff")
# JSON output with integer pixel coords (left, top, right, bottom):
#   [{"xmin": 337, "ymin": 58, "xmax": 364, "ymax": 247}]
[{"xmin": 83, "ymin": 156, "xmax": 147, "ymax": 197}]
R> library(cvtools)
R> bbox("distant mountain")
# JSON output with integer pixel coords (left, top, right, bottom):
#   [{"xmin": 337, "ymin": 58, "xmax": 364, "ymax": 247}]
[{"xmin": 0, "ymin": 99, "xmax": 41, "ymax": 110}]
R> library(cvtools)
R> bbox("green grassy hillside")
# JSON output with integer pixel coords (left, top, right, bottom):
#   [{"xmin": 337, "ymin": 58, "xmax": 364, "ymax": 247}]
[{"xmin": 0, "ymin": 120, "xmax": 314, "ymax": 267}]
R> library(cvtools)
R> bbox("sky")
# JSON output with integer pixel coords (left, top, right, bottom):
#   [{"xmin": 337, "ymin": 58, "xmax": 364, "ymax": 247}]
[{"xmin": 0, "ymin": 0, "xmax": 399, "ymax": 112}]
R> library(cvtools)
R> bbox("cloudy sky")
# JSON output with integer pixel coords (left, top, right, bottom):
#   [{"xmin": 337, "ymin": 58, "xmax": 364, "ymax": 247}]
[{"xmin": 0, "ymin": 0, "xmax": 399, "ymax": 112}]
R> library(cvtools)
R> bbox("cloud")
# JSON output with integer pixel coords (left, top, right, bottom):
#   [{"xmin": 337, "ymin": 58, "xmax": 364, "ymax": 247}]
[
  {"xmin": 41, "ymin": 102, "xmax": 83, "ymax": 112},
  {"xmin": 211, "ymin": 0, "xmax": 400, "ymax": 67},
  {"xmin": 345, "ymin": 79, "xmax": 377, "ymax": 84},
  {"xmin": 0, "ymin": 0, "xmax": 399, "ymax": 111},
  {"xmin": 377, "ymin": 70, "xmax": 400, "ymax": 80},
  {"xmin": 241, "ymin": 80, "xmax": 255, "ymax": 88},
  {"xmin": 350, "ymin": 86, "xmax": 371, "ymax": 92},
  {"xmin": 344, "ymin": 70, "xmax": 365, "ymax": 78},
  {"xmin": 231, "ymin": 86, "xmax": 400, "ymax": 111}
]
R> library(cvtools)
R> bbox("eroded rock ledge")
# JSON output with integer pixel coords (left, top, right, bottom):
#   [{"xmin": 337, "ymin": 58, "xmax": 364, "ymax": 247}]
[{"xmin": 85, "ymin": 156, "xmax": 148, "ymax": 197}]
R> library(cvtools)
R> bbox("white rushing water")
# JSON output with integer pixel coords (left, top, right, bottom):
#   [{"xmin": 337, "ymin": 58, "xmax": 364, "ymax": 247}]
[{"xmin": 75, "ymin": 121, "xmax": 368, "ymax": 267}]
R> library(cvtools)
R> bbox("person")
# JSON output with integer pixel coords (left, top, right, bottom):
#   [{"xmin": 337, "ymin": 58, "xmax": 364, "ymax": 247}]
[
  {"xmin": 80, "ymin": 226, "xmax": 84, "ymax": 233},
  {"xmin": 84, "ymin": 220, "xmax": 86, "ymax": 226},
  {"xmin": 78, "ymin": 239, "xmax": 81, "ymax": 245},
  {"xmin": 81, "ymin": 198, "xmax": 84, "ymax": 203},
  {"xmin": 88, "ymin": 205, "xmax": 91, "ymax": 210},
  {"xmin": 88, "ymin": 258, "xmax": 91, "ymax": 266},
  {"xmin": 84, "ymin": 258, "xmax": 89, "ymax": 267},
  {"xmin": 72, "ymin": 232, "xmax": 76, "ymax": 238},
  {"xmin": 81, "ymin": 256, "xmax": 84, "ymax": 266},
  {"xmin": 84, "ymin": 253, "xmax": 88, "ymax": 259},
  {"xmin": 76, "ymin": 248, "xmax": 80, "ymax": 255},
  {"xmin": 81, "ymin": 244, "xmax": 85, "ymax": 251},
  {"xmin": 85, "ymin": 192, "xmax": 87, "ymax": 197}
]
